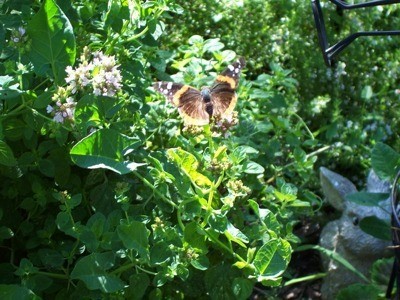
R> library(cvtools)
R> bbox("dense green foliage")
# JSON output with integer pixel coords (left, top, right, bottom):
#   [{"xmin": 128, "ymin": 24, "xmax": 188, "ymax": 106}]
[
  {"xmin": 0, "ymin": 0, "xmax": 399, "ymax": 298},
  {"xmin": 165, "ymin": 0, "xmax": 400, "ymax": 179}
]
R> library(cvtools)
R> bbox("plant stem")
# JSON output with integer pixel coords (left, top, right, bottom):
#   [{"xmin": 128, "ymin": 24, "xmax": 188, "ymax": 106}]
[
  {"xmin": 37, "ymin": 271, "xmax": 69, "ymax": 280},
  {"xmin": 292, "ymin": 112, "xmax": 314, "ymax": 140},
  {"xmin": 133, "ymin": 171, "xmax": 178, "ymax": 209},
  {"xmin": 284, "ymin": 273, "xmax": 326, "ymax": 286}
]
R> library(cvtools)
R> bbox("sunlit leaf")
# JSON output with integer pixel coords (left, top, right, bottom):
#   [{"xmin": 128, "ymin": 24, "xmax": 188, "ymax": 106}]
[
  {"xmin": 27, "ymin": 0, "xmax": 76, "ymax": 84},
  {"xmin": 117, "ymin": 221, "xmax": 150, "ymax": 259},
  {"xmin": 167, "ymin": 148, "xmax": 212, "ymax": 187},
  {"xmin": 224, "ymin": 222, "xmax": 249, "ymax": 247},
  {"xmin": 253, "ymin": 238, "xmax": 291, "ymax": 278},
  {"xmin": 70, "ymin": 128, "xmax": 145, "ymax": 175}
]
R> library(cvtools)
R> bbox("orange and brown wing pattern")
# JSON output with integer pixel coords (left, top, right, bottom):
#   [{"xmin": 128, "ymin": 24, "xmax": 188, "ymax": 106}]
[
  {"xmin": 153, "ymin": 82, "xmax": 209, "ymax": 125},
  {"xmin": 153, "ymin": 57, "xmax": 245, "ymax": 125},
  {"xmin": 210, "ymin": 57, "xmax": 245, "ymax": 117},
  {"xmin": 210, "ymin": 90, "xmax": 238, "ymax": 118},
  {"xmin": 214, "ymin": 57, "xmax": 246, "ymax": 90}
]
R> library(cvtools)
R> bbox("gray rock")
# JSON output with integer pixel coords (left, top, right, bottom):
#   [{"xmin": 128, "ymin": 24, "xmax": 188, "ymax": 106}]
[{"xmin": 319, "ymin": 167, "xmax": 392, "ymax": 299}]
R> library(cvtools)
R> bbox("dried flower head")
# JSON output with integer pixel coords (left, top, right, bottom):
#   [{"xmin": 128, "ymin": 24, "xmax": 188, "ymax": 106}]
[
  {"xmin": 182, "ymin": 124, "xmax": 205, "ymax": 136},
  {"xmin": 226, "ymin": 179, "xmax": 251, "ymax": 197},
  {"xmin": 209, "ymin": 158, "xmax": 232, "ymax": 173},
  {"xmin": 211, "ymin": 111, "xmax": 239, "ymax": 137}
]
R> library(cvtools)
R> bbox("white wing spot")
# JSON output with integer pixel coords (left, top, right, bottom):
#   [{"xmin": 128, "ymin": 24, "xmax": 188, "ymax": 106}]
[
  {"xmin": 163, "ymin": 89, "xmax": 169, "ymax": 95},
  {"xmin": 228, "ymin": 65, "xmax": 234, "ymax": 71},
  {"xmin": 158, "ymin": 82, "xmax": 162, "ymax": 88},
  {"xmin": 235, "ymin": 68, "xmax": 240, "ymax": 73},
  {"xmin": 167, "ymin": 82, "xmax": 173, "ymax": 90},
  {"xmin": 159, "ymin": 88, "xmax": 164, "ymax": 93}
]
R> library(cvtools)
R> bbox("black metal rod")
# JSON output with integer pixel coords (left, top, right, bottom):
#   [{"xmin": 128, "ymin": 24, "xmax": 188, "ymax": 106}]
[
  {"xmin": 326, "ymin": 30, "xmax": 400, "ymax": 61},
  {"xmin": 330, "ymin": 0, "xmax": 400, "ymax": 10},
  {"xmin": 312, "ymin": 0, "xmax": 400, "ymax": 66}
]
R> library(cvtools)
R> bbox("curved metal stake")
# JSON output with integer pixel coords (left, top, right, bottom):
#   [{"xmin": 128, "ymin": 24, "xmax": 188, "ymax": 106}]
[{"xmin": 311, "ymin": 0, "xmax": 400, "ymax": 66}]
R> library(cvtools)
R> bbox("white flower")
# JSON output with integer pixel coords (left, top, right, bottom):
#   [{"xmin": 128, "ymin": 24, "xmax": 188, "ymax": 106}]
[
  {"xmin": 53, "ymin": 112, "xmax": 64, "ymax": 123},
  {"xmin": 18, "ymin": 27, "xmax": 26, "ymax": 36},
  {"xmin": 47, "ymin": 97, "xmax": 77, "ymax": 123},
  {"xmin": 64, "ymin": 51, "xmax": 122, "ymax": 97}
]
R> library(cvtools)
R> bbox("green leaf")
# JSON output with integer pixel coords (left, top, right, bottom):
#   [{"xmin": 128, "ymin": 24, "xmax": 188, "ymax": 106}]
[
  {"xmin": 117, "ymin": 221, "xmax": 150, "ymax": 259},
  {"xmin": 232, "ymin": 146, "xmax": 258, "ymax": 163},
  {"xmin": 79, "ymin": 229, "xmax": 99, "ymax": 252},
  {"xmin": 15, "ymin": 259, "xmax": 38, "ymax": 276},
  {"xmin": 74, "ymin": 95, "xmax": 102, "ymax": 132},
  {"xmin": 190, "ymin": 255, "xmax": 209, "ymax": 271},
  {"xmin": 87, "ymin": 213, "xmax": 107, "ymax": 238},
  {"xmin": 55, "ymin": 211, "xmax": 74, "ymax": 235},
  {"xmin": 38, "ymin": 158, "xmax": 55, "ymax": 177},
  {"xmin": 167, "ymin": 148, "xmax": 212, "ymax": 187},
  {"xmin": 345, "ymin": 192, "xmax": 389, "ymax": 206},
  {"xmin": 253, "ymin": 238, "xmax": 291, "ymax": 278},
  {"xmin": 38, "ymin": 249, "xmax": 64, "ymax": 268},
  {"xmin": 27, "ymin": 0, "xmax": 76, "ymax": 84},
  {"xmin": 232, "ymin": 278, "xmax": 254, "ymax": 300},
  {"xmin": 0, "ymin": 226, "xmax": 14, "ymax": 242},
  {"xmin": 0, "ymin": 285, "xmax": 39, "ymax": 300},
  {"xmin": 371, "ymin": 258, "xmax": 393, "ymax": 286},
  {"xmin": 209, "ymin": 213, "xmax": 228, "ymax": 233},
  {"xmin": 203, "ymin": 38, "xmax": 224, "ymax": 52},
  {"xmin": 153, "ymin": 270, "xmax": 169, "ymax": 287},
  {"xmin": 75, "ymin": 95, "xmax": 123, "ymax": 134},
  {"xmin": 125, "ymin": 273, "xmax": 150, "ymax": 300},
  {"xmin": 177, "ymin": 264, "xmax": 189, "ymax": 281},
  {"xmin": 70, "ymin": 128, "xmax": 145, "ymax": 175},
  {"xmin": 224, "ymin": 222, "xmax": 249, "ymax": 247},
  {"xmin": 70, "ymin": 252, "xmax": 124, "ymax": 293},
  {"xmin": 188, "ymin": 35, "xmax": 204, "ymax": 44},
  {"xmin": 361, "ymin": 85, "xmax": 373, "ymax": 100},
  {"xmin": 205, "ymin": 263, "xmax": 241, "ymax": 299},
  {"xmin": 104, "ymin": 0, "xmax": 122, "ymax": 31},
  {"xmin": 184, "ymin": 222, "xmax": 207, "ymax": 251},
  {"xmin": 150, "ymin": 242, "xmax": 172, "ymax": 265},
  {"xmin": 371, "ymin": 142, "xmax": 400, "ymax": 180},
  {"xmin": 25, "ymin": 274, "xmax": 53, "ymax": 292},
  {"xmin": 336, "ymin": 283, "xmax": 381, "ymax": 300},
  {"xmin": 0, "ymin": 76, "xmax": 22, "ymax": 100},
  {"xmin": 3, "ymin": 119, "xmax": 25, "ymax": 141},
  {"xmin": 242, "ymin": 161, "xmax": 264, "ymax": 174},
  {"xmin": 0, "ymin": 140, "xmax": 17, "ymax": 167},
  {"xmin": 359, "ymin": 216, "xmax": 391, "ymax": 241}
]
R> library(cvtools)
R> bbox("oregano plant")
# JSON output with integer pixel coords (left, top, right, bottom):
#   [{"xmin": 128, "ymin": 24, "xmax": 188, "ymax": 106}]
[{"xmin": 0, "ymin": 0, "xmax": 322, "ymax": 298}]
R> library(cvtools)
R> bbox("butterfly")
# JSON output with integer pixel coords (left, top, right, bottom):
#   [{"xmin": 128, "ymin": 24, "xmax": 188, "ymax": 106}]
[{"xmin": 153, "ymin": 57, "xmax": 245, "ymax": 126}]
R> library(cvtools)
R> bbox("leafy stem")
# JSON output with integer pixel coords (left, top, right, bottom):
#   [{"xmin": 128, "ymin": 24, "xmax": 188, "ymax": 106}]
[
  {"xmin": 133, "ymin": 170, "xmax": 178, "ymax": 209},
  {"xmin": 203, "ymin": 124, "xmax": 215, "ymax": 154},
  {"xmin": 203, "ymin": 228, "xmax": 246, "ymax": 263}
]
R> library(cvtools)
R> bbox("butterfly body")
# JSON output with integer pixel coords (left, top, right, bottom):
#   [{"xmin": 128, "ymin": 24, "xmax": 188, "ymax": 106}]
[{"xmin": 153, "ymin": 57, "xmax": 245, "ymax": 125}]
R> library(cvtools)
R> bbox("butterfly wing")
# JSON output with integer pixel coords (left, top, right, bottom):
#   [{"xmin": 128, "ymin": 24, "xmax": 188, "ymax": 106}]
[
  {"xmin": 210, "ymin": 57, "xmax": 245, "ymax": 117},
  {"xmin": 153, "ymin": 82, "xmax": 209, "ymax": 125}
]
